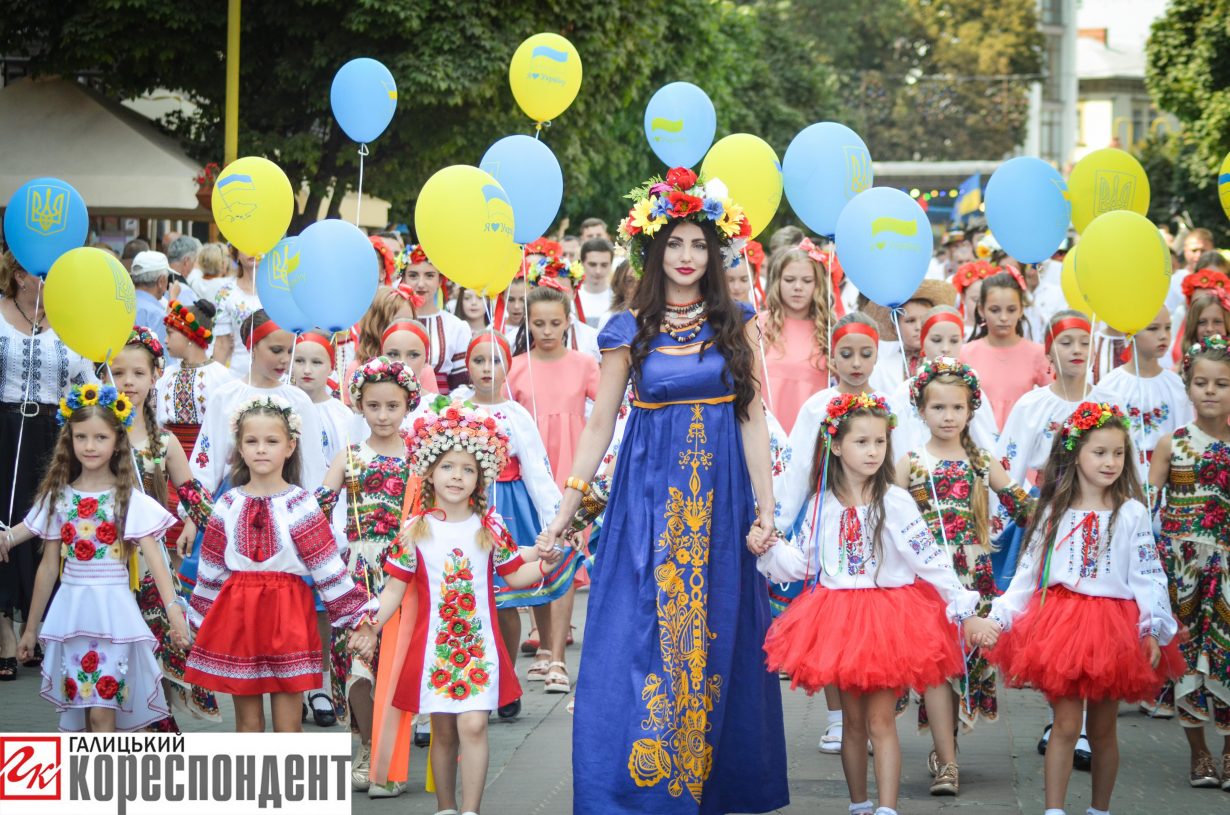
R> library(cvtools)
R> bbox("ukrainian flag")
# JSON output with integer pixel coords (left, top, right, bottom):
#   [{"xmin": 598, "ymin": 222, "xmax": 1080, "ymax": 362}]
[{"xmin": 955, "ymin": 173, "xmax": 982, "ymax": 220}]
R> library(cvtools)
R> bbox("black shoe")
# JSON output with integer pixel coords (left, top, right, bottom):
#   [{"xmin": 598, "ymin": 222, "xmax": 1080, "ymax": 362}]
[
  {"xmin": 302, "ymin": 702, "xmax": 308, "ymax": 723},
  {"xmin": 413, "ymin": 726, "xmax": 431, "ymax": 748},
  {"xmin": 307, "ymin": 692, "xmax": 336, "ymax": 727},
  {"xmin": 497, "ymin": 699, "xmax": 522, "ymax": 720},
  {"xmin": 1074, "ymin": 735, "xmax": 1092, "ymax": 771},
  {"xmin": 1036, "ymin": 724, "xmax": 1051, "ymax": 756}
]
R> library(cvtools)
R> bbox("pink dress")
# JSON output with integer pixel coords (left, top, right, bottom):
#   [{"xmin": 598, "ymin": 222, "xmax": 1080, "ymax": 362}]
[
  {"xmin": 760, "ymin": 314, "xmax": 828, "ymax": 433},
  {"xmin": 507, "ymin": 351, "xmax": 600, "ymax": 488},
  {"xmin": 960, "ymin": 338, "xmax": 1052, "ymax": 431}
]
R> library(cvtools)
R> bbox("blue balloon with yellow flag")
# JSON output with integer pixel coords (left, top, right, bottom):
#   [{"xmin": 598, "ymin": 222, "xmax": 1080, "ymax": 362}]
[
  {"xmin": 330, "ymin": 58, "xmax": 398, "ymax": 144},
  {"xmin": 643, "ymin": 82, "xmax": 717, "ymax": 168},
  {"xmin": 255, "ymin": 238, "xmax": 314, "ymax": 334},
  {"xmin": 1219, "ymin": 152, "xmax": 1230, "ymax": 223},
  {"xmin": 3, "ymin": 177, "xmax": 89, "ymax": 277},
  {"xmin": 835, "ymin": 187, "xmax": 933, "ymax": 309},
  {"xmin": 479, "ymin": 135, "xmax": 563, "ymax": 245}
]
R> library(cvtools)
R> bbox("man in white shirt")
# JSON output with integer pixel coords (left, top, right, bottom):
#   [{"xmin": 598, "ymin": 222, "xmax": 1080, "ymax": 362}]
[
  {"xmin": 1165, "ymin": 227, "xmax": 1215, "ymax": 312},
  {"xmin": 576, "ymin": 239, "xmax": 615, "ymax": 327}
]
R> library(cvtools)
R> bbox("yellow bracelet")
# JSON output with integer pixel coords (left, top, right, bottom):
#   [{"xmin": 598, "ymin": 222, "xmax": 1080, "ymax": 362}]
[{"xmin": 564, "ymin": 476, "xmax": 590, "ymax": 496}]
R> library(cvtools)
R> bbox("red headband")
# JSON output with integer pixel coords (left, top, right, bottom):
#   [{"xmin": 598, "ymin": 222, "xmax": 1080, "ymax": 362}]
[
  {"xmin": 381, "ymin": 320, "xmax": 431, "ymax": 354},
  {"xmin": 297, "ymin": 332, "xmax": 335, "ymax": 367},
  {"xmin": 920, "ymin": 312, "xmax": 965, "ymax": 346},
  {"xmin": 465, "ymin": 332, "xmax": 512, "ymax": 369},
  {"xmin": 830, "ymin": 321, "xmax": 879, "ymax": 351},
  {"xmin": 1044, "ymin": 316, "xmax": 1092, "ymax": 354},
  {"xmin": 244, "ymin": 318, "xmax": 282, "ymax": 351}
]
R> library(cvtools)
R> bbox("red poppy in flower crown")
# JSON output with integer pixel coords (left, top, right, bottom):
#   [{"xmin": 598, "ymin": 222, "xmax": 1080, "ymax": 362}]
[
  {"xmin": 1059, "ymin": 401, "xmax": 1129, "ymax": 451},
  {"xmin": 821, "ymin": 392, "xmax": 896, "ymax": 439},
  {"xmin": 665, "ymin": 167, "xmax": 697, "ymax": 189},
  {"xmin": 1181, "ymin": 267, "xmax": 1230, "ymax": 307},
  {"xmin": 909, "ymin": 356, "xmax": 982, "ymax": 411}
]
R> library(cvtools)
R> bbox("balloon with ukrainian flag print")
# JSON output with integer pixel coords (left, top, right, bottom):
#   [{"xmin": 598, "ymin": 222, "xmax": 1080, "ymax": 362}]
[
  {"xmin": 509, "ymin": 33, "xmax": 582, "ymax": 124},
  {"xmin": 1218, "ymin": 151, "xmax": 1230, "ymax": 223},
  {"xmin": 415, "ymin": 166, "xmax": 521, "ymax": 295},
  {"xmin": 210, "ymin": 157, "xmax": 294, "ymax": 256},
  {"xmin": 1067, "ymin": 148, "xmax": 1150, "ymax": 234},
  {"xmin": 43, "ymin": 247, "xmax": 136, "ymax": 363}
]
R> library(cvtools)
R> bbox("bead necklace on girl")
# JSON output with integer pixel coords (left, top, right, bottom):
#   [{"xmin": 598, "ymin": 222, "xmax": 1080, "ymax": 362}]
[
  {"xmin": 755, "ymin": 393, "xmax": 992, "ymax": 815},
  {"xmin": 351, "ymin": 399, "xmax": 552, "ymax": 815},
  {"xmin": 1149, "ymin": 335, "xmax": 1230, "ymax": 789},
  {"xmin": 1, "ymin": 384, "xmax": 187, "ymax": 731},
  {"xmin": 183, "ymin": 395, "xmax": 377, "ymax": 732},
  {"xmin": 982, "ymin": 402, "xmax": 1182, "ymax": 815},
  {"xmin": 314, "ymin": 357, "xmax": 419, "ymax": 793},
  {"xmin": 156, "ymin": 299, "xmax": 233, "ymax": 461},
  {"xmin": 1089, "ymin": 305, "xmax": 1193, "ymax": 478},
  {"xmin": 291, "ymin": 332, "xmax": 352, "ymax": 463},
  {"xmin": 893, "ymin": 358, "xmax": 1033, "ymax": 795},
  {"xmin": 998, "ymin": 310, "xmax": 1093, "ymax": 486},
  {"xmin": 113, "ymin": 328, "xmax": 219, "ymax": 725}
]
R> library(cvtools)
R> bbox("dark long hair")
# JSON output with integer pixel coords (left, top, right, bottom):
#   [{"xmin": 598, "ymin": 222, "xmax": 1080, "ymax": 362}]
[
  {"xmin": 629, "ymin": 219, "xmax": 756, "ymax": 420},
  {"xmin": 969, "ymin": 271, "xmax": 1030, "ymax": 341}
]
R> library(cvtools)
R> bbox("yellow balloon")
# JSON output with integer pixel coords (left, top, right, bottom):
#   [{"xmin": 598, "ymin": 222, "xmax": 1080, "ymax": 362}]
[
  {"xmin": 1059, "ymin": 247, "xmax": 1092, "ymax": 315},
  {"xmin": 211, "ymin": 156, "xmax": 294, "ymax": 256},
  {"xmin": 700, "ymin": 134, "xmax": 782, "ymax": 238},
  {"xmin": 415, "ymin": 166, "xmax": 521, "ymax": 294},
  {"xmin": 509, "ymin": 33, "xmax": 582, "ymax": 123},
  {"xmin": 1068, "ymin": 148, "xmax": 1150, "ymax": 233},
  {"xmin": 1218, "ymin": 151, "xmax": 1230, "ymax": 222},
  {"xmin": 44, "ymin": 247, "xmax": 135, "ymax": 363},
  {"xmin": 1074, "ymin": 211, "xmax": 1170, "ymax": 335}
]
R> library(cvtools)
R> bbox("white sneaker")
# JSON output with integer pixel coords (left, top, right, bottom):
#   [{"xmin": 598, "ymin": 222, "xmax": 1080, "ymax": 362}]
[
  {"xmin": 367, "ymin": 780, "xmax": 405, "ymax": 798},
  {"xmin": 351, "ymin": 743, "xmax": 370, "ymax": 792},
  {"xmin": 819, "ymin": 721, "xmax": 842, "ymax": 753}
]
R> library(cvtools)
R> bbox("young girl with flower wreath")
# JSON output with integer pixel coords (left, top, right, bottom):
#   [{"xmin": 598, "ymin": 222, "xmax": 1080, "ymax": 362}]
[
  {"xmin": 313, "ymin": 357, "xmax": 420, "ymax": 796},
  {"xmin": 755, "ymin": 393, "xmax": 992, "ymax": 815},
  {"xmin": 156, "ymin": 299, "xmax": 233, "ymax": 463},
  {"xmin": 1148, "ymin": 335, "xmax": 1230, "ymax": 788},
  {"xmin": 350, "ymin": 398, "xmax": 553, "ymax": 815},
  {"xmin": 980, "ymin": 401, "xmax": 1183, "ymax": 815},
  {"xmin": 891, "ymin": 357, "xmax": 1033, "ymax": 795},
  {"xmin": 0, "ymin": 384, "xmax": 188, "ymax": 731},
  {"xmin": 525, "ymin": 252, "xmax": 600, "ymax": 360},
  {"xmin": 1170, "ymin": 269, "xmax": 1230, "ymax": 367},
  {"xmin": 399, "ymin": 246, "xmax": 472, "ymax": 393},
  {"xmin": 112, "ymin": 327, "xmax": 220, "ymax": 725},
  {"xmin": 183, "ymin": 395, "xmax": 377, "ymax": 733}
]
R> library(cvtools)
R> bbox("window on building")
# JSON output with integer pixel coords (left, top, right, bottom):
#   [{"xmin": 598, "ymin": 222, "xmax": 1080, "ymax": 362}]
[
  {"xmin": 1043, "ymin": 34, "xmax": 1064, "ymax": 102},
  {"xmin": 1041, "ymin": 107, "xmax": 1063, "ymax": 164},
  {"xmin": 1040, "ymin": 0, "xmax": 1064, "ymax": 26}
]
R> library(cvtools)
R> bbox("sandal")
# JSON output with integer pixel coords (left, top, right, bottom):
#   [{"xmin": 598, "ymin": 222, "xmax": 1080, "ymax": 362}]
[
  {"xmin": 520, "ymin": 628, "xmax": 540, "ymax": 656},
  {"xmin": 545, "ymin": 661, "xmax": 570, "ymax": 694},
  {"xmin": 0, "ymin": 657, "xmax": 15, "ymax": 681},
  {"xmin": 526, "ymin": 649, "xmax": 552, "ymax": 681}
]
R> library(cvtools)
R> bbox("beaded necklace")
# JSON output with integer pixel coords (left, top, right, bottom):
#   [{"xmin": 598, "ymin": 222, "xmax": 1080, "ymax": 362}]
[{"xmin": 661, "ymin": 299, "xmax": 707, "ymax": 344}]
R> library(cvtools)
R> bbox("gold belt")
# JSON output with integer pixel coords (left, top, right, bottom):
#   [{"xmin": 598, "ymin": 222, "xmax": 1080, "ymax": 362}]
[{"xmin": 631, "ymin": 394, "xmax": 735, "ymax": 409}]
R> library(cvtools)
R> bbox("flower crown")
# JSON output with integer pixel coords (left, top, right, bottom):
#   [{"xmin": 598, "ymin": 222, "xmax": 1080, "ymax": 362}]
[
  {"xmin": 821, "ymin": 392, "xmax": 896, "ymax": 439},
  {"xmin": 58, "ymin": 383, "xmax": 135, "ymax": 429},
  {"xmin": 126, "ymin": 325, "xmax": 165, "ymax": 375},
  {"xmin": 1180, "ymin": 333, "xmax": 1230, "ymax": 380},
  {"xmin": 617, "ymin": 166, "xmax": 751, "ymax": 277},
  {"xmin": 952, "ymin": 260, "xmax": 998, "ymax": 295},
  {"xmin": 164, "ymin": 300, "xmax": 213, "ymax": 349},
  {"xmin": 408, "ymin": 396, "xmax": 509, "ymax": 483},
  {"xmin": 348, "ymin": 355, "xmax": 422, "ymax": 408},
  {"xmin": 525, "ymin": 237, "xmax": 563, "ymax": 259},
  {"xmin": 910, "ymin": 356, "xmax": 982, "ymax": 411},
  {"xmin": 528, "ymin": 254, "xmax": 584, "ymax": 287},
  {"xmin": 1181, "ymin": 267, "xmax": 1230, "ymax": 307},
  {"xmin": 228, "ymin": 394, "xmax": 302, "ymax": 440},
  {"xmin": 1060, "ymin": 402, "xmax": 1129, "ymax": 451},
  {"xmin": 399, "ymin": 244, "xmax": 430, "ymax": 270}
]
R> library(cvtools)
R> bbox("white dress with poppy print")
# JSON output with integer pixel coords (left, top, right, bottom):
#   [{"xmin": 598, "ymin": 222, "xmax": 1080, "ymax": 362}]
[
  {"xmin": 388, "ymin": 513, "xmax": 524, "ymax": 714},
  {"xmin": 23, "ymin": 488, "xmax": 176, "ymax": 731}
]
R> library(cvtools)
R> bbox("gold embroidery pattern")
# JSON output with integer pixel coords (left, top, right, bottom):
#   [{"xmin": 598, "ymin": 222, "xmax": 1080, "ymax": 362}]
[{"xmin": 627, "ymin": 404, "xmax": 722, "ymax": 802}]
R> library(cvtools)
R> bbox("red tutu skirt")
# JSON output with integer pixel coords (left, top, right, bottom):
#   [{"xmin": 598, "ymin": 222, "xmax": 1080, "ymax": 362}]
[
  {"xmin": 989, "ymin": 586, "xmax": 1185, "ymax": 702},
  {"xmin": 184, "ymin": 571, "xmax": 322, "ymax": 695},
  {"xmin": 764, "ymin": 581, "xmax": 965, "ymax": 694}
]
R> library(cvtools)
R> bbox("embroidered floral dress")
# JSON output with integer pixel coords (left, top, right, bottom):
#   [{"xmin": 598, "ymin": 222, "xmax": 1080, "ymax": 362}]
[
  {"xmin": 905, "ymin": 451, "xmax": 1033, "ymax": 729},
  {"xmin": 23, "ymin": 488, "xmax": 176, "ymax": 731},
  {"xmin": 155, "ymin": 360, "xmax": 233, "ymax": 458},
  {"xmin": 1158, "ymin": 424, "xmax": 1230, "ymax": 733},
  {"xmin": 1088, "ymin": 366, "xmax": 1193, "ymax": 479},
  {"xmin": 388, "ymin": 513, "xmax": 524, "ymax": 714}
]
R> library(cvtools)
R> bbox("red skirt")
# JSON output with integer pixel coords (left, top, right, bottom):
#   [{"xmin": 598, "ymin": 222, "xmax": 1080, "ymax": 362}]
[
  {"xmin": 988, "ymin": 586, "xmax": 1185, "ymax": 702},
  {"xmin": 184, "ymin": 571, "xmax": 322, "ymax": 696},
  {"xmin": 764, "ymin": 581, "xmax": 965, "ymax": 694}
]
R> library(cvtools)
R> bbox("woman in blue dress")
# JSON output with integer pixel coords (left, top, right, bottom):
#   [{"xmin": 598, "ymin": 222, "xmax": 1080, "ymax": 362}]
[{"xmin": 540, "ymin": 167, "xmax": 788, "ymax": 814}]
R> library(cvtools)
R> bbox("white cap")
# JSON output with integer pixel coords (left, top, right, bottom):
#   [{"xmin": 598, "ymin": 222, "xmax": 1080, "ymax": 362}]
[{"xmin": 130, "ymin": 250, "xmax": 171, "ymax": 283}]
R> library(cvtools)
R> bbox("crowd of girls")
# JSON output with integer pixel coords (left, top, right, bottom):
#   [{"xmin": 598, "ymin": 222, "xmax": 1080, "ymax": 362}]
[{"xmin": 1, "ymin": 186, "xmax": 1229, "ymax": 815}]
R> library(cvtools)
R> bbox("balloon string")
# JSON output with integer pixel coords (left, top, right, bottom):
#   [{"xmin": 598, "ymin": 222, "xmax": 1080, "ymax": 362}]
[
  {"xmin": 1085, "ymin": 311, "xmax": 1099, "ymax": 387},
  {"xmin": 354, "ymin": 144, "xmax": 369, "ymax": 228},
  {"xmin": 533, "ymin": 121, "xmax": 552, "ymax": 140},
  {"xmin": 745, "ymin": 247, "xmax": 774, "ymax": 413},
  {"xmin": 7, "ymin": 286, "xmax": 43, "ymax": 525},
  {"xmin": 826, "ymin": 235, "xmax": 836, "ymax": 386},
  {"xmin": 889, "ymin": 307, "xmax": 910, "ymax": 382},
  {"xmin": 1131, "ymin": 336, "xmax": 1151, "ymax": 507}
]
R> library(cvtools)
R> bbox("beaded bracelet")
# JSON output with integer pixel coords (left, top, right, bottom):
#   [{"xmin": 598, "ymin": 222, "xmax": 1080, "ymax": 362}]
[{"xmin": 564, "ymin": 476, "xmax": 590, "ymax": 496}]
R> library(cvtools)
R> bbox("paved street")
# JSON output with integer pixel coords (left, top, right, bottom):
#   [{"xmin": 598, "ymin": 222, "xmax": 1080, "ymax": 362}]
[{"xmin": 2, "ymin": 591, "xmax": 1224, "ymax": 814}]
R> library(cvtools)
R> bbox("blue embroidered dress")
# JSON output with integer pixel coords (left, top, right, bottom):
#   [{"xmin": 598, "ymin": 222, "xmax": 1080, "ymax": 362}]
[{"xmin": 574, "ymin": 304, "xmax": 788, "ymax": 814}]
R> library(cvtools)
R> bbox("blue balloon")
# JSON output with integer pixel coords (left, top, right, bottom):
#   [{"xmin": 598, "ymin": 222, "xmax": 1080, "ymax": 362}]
[
  {"xmin": 643, "ymin": 82, "xmax": 717, "ymax": 168},
  {"xmin": 479, "ymin": 135, "xmax": 562, "ymax": 245},
  {"xmin": 330, "ymin": 58, "xmax": 397, "ymax": 143},
  {"xmin": 3, "ymin": 177, "xmax": 89, "ymax": 277},
  {"xmin": 835, "ymin": 187, "xmax": 933, "ymax": 309},
  {"xmin": 783, "ymin": 122, "xmax": 873, "ymax": 238},
  {"xmin": 291, "ymin": 220, "xmax": 379, "ymax": 333},
  {"xmin": 256, "ymin": 238, "xmax": 315, "ymax": 334},
  {"xmin": 984, "ymin": 157, "xmax": 1071, "ymax": 264}
]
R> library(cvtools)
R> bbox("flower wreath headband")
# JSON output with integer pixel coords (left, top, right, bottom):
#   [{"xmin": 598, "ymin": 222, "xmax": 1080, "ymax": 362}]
[
  {"xmin": 408, "ymin": 396, "xmax": 509, "ymax": 484},
  {"xmin": 228, "ymin": 394, "xmax": 302, "ymax": 440},
  {"xmin": 126, "ymin": 326, "xmax": 166, "ymax": 377},
  {"xmin": 348, "ymin": 355, "xmax": 422, "ymax": 408},
  {"xmin": 1059, "ymin": 402, "xmax": 1129, "ymax": 451},
  {"xmin": 58, "ymin": 383, "xmax": 135, "ymax": 429},
  {"xmin": 821, "ymin": 392, "xmax": 897, "ymax": 440},
  {"xmin": 1180, "ymin": 333, "xmax": 1230, "ymax": 380},
  {"xmin": 909, "ymin": 356, "xmax": 982, "ymax": 411},
  {"xmin": 528, "ymin": 254, "xmax": 584, "ymax": 287},
  {"xmin": 165, "ymin": 300, "xmax": 213, "ymax": 349},
  {"xmin": 617, "ymin": 166, "xmax": 751, "ymax": 278}
]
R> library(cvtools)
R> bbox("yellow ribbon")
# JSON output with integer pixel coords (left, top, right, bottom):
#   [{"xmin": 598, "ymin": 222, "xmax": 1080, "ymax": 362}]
[{"xmin": 631, "ymin": 394, "xmax": 735, "ymax": 410}]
